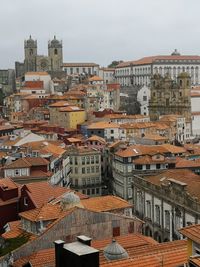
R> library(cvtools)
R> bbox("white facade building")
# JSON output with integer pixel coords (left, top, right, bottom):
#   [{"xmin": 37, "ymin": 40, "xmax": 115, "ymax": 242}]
[
  {"xmin": 99, "ymin": 68, "xmax": 115, "ymax": 84},
  {"xmin": 62, "ymin": 63, "xmax": 99, "ymax": 76},
  {"xmin": 191, "ymin": 86, "xmax": 200, "ymax": 136},
  {"xmin": 133, "ymin": 170, "xmax": 200, "ymax": 242},
  {"xmin": 25, "ymin": 71, "xmax": 54, "ymax": 93},
  {"xmin": 137, "ymin": 85, "xmax": 151, "ymax": 115},
  {"xmin": 115, "ymin": 50, "xmax": 200, "ymax": 86}
]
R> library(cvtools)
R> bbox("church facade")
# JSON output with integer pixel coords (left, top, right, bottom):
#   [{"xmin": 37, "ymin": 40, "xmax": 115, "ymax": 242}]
[{"xmin": 15, "ymin": 35, "xmax": 63, "ymax": 77}]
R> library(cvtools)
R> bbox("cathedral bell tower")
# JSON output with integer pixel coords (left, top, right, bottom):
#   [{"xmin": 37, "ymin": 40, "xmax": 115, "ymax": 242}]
[
  {"xmin": 24, "ymin": 35, "xmax": 37, "ymax": 72},
  {"xmin": 48, "ymin": 36, "xmax": 63, "ymax": 71}
]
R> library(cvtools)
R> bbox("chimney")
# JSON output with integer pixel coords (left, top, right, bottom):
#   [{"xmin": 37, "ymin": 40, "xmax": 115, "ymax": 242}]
[
  {"xmin": 54, "ymin": 240, "xmax": 65, "ymax": 267},
  {"xmin": 54, "ymin": 236, "xmax": 99, "ymax": 267},
  {"xmin": 77, "ymin": 235, "xmax": 92, "ymax": 246}
]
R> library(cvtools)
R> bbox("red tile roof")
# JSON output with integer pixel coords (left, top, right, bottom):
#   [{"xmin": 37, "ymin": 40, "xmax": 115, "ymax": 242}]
[
  {"xmin": 117, "ymin": 55, "xmax": 200, "ymax": 68},
  {"xmin": 81, "ymin": 195, "xmax": 132, "ymax": 212},
  {"xmin": 179, "ymin": 224, "xmax": 200, "ymax": 244},
  {"xmin": 4, "ymin": 157, "xmax": 49, "ymax": 169},
  {"xmin": 22, "ymin": 181, "xmax": 88, "ymax": 208}
]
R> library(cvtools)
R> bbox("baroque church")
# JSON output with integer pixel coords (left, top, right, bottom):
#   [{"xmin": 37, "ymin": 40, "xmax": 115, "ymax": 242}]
[
  {"xmin": 149, "ymin": 72, "xmax": 191, "ymax": 122},
  {"xmin": 15, "ymin": 36, "xmax": 63, "ymax": 77}
]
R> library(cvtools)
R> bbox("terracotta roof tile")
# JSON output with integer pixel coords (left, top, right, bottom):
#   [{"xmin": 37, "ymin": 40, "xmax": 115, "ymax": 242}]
[
  {"xmin": 13, "ymin": 248, "xmax": 55, "ymax": 267},
  {"xmin": 88, "ymin": 121, "xmax": 119, "ymax": 129},
  {"xmin": 49, "ymin": 101, "xmax": 70, "ymax": 107},
  {"xmin": 4, "ymin": 157, "xmax": 49, "ymax": 169},
  {"xmin": 180, "ymin": 224, "xmax": 200, "ymax": 244},
  {"xmin": 89, "ymin": 75, "xmax": 103, "ymax": 81},
  {"xmin": 22, "ymin": 181, "xmax": 87, "ymax": 208},
  {"xmin": 81, "ymin": 195, "xmax": 132, "ymax": 212}
]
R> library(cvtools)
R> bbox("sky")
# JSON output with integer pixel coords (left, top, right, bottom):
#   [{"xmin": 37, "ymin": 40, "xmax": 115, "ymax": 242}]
[{"xmin": 1, "ymin": 0, "xmax": 200, "ymax": 68}]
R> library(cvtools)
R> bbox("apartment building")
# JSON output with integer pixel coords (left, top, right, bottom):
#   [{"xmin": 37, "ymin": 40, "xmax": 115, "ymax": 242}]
[{"xmin": 67, "ymin": 146, "xmax": 102, "ymax": 196}]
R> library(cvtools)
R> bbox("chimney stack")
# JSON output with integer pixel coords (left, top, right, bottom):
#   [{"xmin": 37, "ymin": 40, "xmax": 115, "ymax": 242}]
[{"xmin": 54, "ymin": 236, "xmax": 99, "ymax": 267}]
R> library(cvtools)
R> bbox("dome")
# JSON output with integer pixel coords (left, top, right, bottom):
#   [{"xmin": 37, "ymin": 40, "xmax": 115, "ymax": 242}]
[
  {"xmin": 25, "ymin": 35, "xmax": 37, "ymax": 48},
  {"xmin": 103, "ymin": 239, "xmax": 128, "ymax": 261},
  {"xmin": 61, "ymin": 192, "xmax": 80, "ymax": 205},
  {"xmin": 171, "ymin": 49, "xmax": 181, "ymax": 56},
  {"xmin": 49, "ymin": 36, "xmax": 62, "ymax": 48}
]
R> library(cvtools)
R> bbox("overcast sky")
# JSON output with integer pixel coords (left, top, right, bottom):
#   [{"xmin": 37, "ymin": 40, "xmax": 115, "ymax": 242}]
[{"xmin": 1, "ymin": 0, "xmax": 200, "ymax": 68}]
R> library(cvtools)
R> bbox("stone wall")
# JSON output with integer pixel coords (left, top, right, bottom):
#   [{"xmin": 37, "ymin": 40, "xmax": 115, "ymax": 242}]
[{"xmin": 0, "ymin": 207, "xmax": 142, "ymax": 266}]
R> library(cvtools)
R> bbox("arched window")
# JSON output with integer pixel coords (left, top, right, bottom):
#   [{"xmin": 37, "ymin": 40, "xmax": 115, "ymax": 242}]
[{"xmin": 54, "ymin": 48, "xmax": 58, "ymax": 55}]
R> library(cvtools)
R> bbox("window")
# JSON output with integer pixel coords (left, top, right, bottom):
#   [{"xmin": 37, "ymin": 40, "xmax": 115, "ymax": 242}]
[
  {"xmin": 135, "ymin": 164, "xmax": 142, "ymax": 170},
  {"xmin": 91, "ymin": 156, "xmax": 94, "ymax": 164},
  {"xmin": 96, "ymin": 166, "xmax": 99, "ymax": 172},
  {"xmin": 82, "ymin": 178, "xmax": 86, "ymax": 186},
  {"xmin": 91, "ymin": 166, "xmax": 95, "ymax": 173},
  {"xmin": 82, "ymin": 167, "xmax": 85, "ymax": 174},
  {"xmin": 128, "ymin": 188, "xmax": 132, "ymax": 198},
  {"xmin": 113, "ymin": 227, "xmax": 120, "ymax": 237},
  {"xmin": 146, "ymin": 201, "xmax": 151, "ymax": 219},
  {"xmin": 143, "ymin": 96, "xmax": 147, "ymax": 101},
  {"xmin": 75, "ymin": 179, "xmax": 78, "ymax": 186},
  {"xmin": 155, "ymin": 205, "xmax": 161, "ymax": 225},
  {"xmin": 24, "ymin": 197, "xmax": 28, "ymax": 206},
  {"xmin": 87, "ymin": 178, "xmax": 90, "ymax": 185},
  {"xmin": 75, "ymin": 167, "xmax": 78, "ymax": 174},
  {"xmin": 165, "ymin": 210, "xmax": 170, "ymax": 230},
  {"xmin": 92, "ymin": 188, "xmax": 95, "ymax": 195},
  {"xmin": 96, "ymin": 177, "xmax": 100, "ymax": 184},
  {"xmin": 82, "ymin": 157, "xmax": 85, "ymax": 165},
  {"xmin": 86, "ymin": 156, "xmax": 90, "ymax": 164},
  {"xmin": 95, "ymin": 155, "xmax": 99, "ymax": 163},
  {"xmin": 156, "ymin": 164, "xmax": 161, "ymax": 169},
  {"xmin": 54, "ymin": 48, "xmax": 58, "ymax": 55},
  {"xmin": 96, "ymin": 188, "xmax": 99, "ymax": 194},
  {"xmin": 91, "ymin": 178, "xmax": 95, "ymax": 185},
  {"xmin": 146, "ymin": 164, "xmax": 150, "ymax": 170},
  {"xmin": 87, "ymin": 167, "xmax": 90, "ymax": 173},
  {"xmin": 111, "ymin": 129, "xmax": 114, "ymax": 134},
  {"xmin": 87, "ymin": 189, "xmax": 90, "ymax": 195},
  {"xmin": 75, "ymin": 157, "xmax": 78, "ymax": 165}
]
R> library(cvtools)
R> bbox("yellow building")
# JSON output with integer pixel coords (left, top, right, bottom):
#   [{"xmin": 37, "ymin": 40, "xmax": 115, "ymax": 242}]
[
  {"xmin": 59, "ymin": 106, "xmax": 86, "ymax": 129},
  {"xmin": 180, "ymin": 224, "xmax": 200, "ymax": 266},
  {"xmin": 49, "ymin": 101, "xmax": 86, "ymax": 129}
]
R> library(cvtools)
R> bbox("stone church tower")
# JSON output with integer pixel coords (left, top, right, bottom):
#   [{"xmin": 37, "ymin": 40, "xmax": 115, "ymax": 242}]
[
  {"xmin": 23, "ymin": 35, "xmax": 63, "ymax": 73},
  {"xmin": 48, "ymin": 36, "xmax": 63, "ymax": 71},
  {"xmin": 149, "ymin": 72, "xmax": 191, "ymax": 122},
  {"xmin": 24, "ymin": 35, "xmax": 37, "ymax": 72}
]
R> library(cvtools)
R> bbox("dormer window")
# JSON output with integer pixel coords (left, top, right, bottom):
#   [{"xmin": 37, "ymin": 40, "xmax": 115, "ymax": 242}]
[{"xmin": 24, "ymin": 197, "xmax": 28, "ymax": 206}]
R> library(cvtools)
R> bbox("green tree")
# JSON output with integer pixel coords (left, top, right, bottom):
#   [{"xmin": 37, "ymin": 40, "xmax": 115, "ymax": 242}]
[{"xmin": 108, "ymin": 60, "xmax": 123, "ymax": 68}]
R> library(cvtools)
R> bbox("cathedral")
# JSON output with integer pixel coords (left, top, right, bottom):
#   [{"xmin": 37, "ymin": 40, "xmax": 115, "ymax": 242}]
[{"xmin": 15, "ymin": 36, "xmax": 63, "ymax": 77}]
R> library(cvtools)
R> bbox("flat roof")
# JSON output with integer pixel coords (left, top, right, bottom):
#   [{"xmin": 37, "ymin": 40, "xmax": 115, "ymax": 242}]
[{"xmin": 63, "ymin": 241, "xmax": 99, "ymax": 256}]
